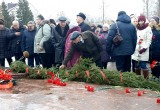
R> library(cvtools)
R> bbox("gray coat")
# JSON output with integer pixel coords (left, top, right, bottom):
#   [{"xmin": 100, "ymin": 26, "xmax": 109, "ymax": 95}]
[{"xmin": 34, "ymin": 23, "xmax": 51, "ymax": 53}]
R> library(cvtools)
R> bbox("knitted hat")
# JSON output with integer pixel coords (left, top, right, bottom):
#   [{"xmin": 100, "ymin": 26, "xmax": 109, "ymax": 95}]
[
  {"xmin": 152, "ymin": 16, "xmax": 159, "ymax": 24},
  {"xmin": 77, "ymin": 12, "xmax": 86, "ymax": 20},
  {"xmin": 138, "ymin": 15, "xmax": 146, "ymax": 22},
  {"xmin": 70, "ymin": 31, "xmax": 80, "ymax": 40}
]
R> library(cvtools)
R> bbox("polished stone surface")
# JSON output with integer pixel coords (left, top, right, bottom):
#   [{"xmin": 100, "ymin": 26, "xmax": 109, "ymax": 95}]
[{"xmin": 0, "ymin": 79, "xmax": 160, "ymax": 110}]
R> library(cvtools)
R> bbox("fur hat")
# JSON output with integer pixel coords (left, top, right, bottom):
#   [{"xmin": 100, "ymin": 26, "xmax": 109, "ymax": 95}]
[
  {"xmin": 37, "ymin": 14, "xmax": 44, "ymax": 20},
  {"xmin": 70, "ymin": 31, "xmax": 80, "ymax": 40},
  {"xmin": 77, "ymin": 12, "xmax": 86, "ymax": 20},
  {"xmin": 138, "ymin": 15, "xmax": 146, "ymax": 23}
]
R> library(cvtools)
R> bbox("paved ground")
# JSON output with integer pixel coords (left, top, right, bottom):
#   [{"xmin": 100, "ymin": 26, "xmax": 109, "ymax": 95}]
[{"xmin": 0, "ymin": 79, "xmax": 160, "ymax": 110}]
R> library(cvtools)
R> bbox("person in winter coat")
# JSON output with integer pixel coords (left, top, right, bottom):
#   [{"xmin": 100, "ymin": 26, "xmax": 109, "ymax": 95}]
[
  {"xmin": 106, "ymin": 11, "xmax": 137, "ymax": 72},
  {"xmin": 53, "ymin": 16, "xmax": 69, "ymax": 66},
  {"xmin": 64, "ymin": 26, "xmax": 82, "ymax": 69},
  {"xmin": 9, "ymin": 20, "xmax": 26, "ymax": 62},
  {"xmin": 90, "ymin": 24, "xmax": 96, "ymax": 33},
  {"xmin": 76, "ymin": 12, "xmax": 91, "ymax": 32},
  {"xmin": 149, "ymin": 16, "xmax": 160, "ymax": 79},
  {"xmin": 22, "ymin": 21, "xmax": 40, "ymax": 67},
  {"xmin": 101, "ymin": 24, "xmax": 109, "ymax": 39},
  {"xmin": 132, "ymin": 15, "xmax": 152, "ymax": 78},
  {"xmin": 130, "ymin": 15, "xmax": 138, "ymax": 72},
  {"xmin": 34, "ymin": 15, "xmax": 52, "ymax": 68},
  {"xmin": 0, "ymin": 19, "xmax": 13, "ymax": 66},
  {"xmin": 60, "ymin": 31, "xmax": 103, "ymax": 69},
  {"xmin": 95, "ymin": 24, "xmax": 110, "ymax": 69}
]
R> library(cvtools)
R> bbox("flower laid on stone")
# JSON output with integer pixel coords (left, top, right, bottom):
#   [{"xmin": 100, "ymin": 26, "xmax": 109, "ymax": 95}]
[
  {"xmin": 85, "ymin": 85, "xmax": 94, "ymax": 92},
  {"xmin": 125, "ymin": 88, "xmax": 131, "ymax": 93},
  {"xmin": 10, "ymin": 58, "xmax": 160, "ymax": 91},
  {"xmin": 0, "ymin": 69, "xmax": 13, "ymax": 89},
  {"xmin": 47, "ymin": 71, "xmax": 66, "ymax": 86}
]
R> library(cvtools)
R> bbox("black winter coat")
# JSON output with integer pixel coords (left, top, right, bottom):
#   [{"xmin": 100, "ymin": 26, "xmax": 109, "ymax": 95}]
[
  {"xmin": 149, "ymin": 27, "xmax": 160, "ymax": 61},
  {"xmin": 79, "ymin": 22, "xmax": 91, "ymax": 32},
  {"xmin": 62, "ymin": 31, "xmax": 102, "ymax": 65},
  {"xmin": 8, "ymin": 26, "xmax": 25, "ymax": 53},
  {"xmin": 106, "ymin": 13, "xmax": 137, "ymax": 56},
  {"xmin": 55, "ymin": 24, "xmax": 69, "ymax": 38},
  {"xmin": 0, "ymin": 27, "xmax": 13, "ymax": 59}
]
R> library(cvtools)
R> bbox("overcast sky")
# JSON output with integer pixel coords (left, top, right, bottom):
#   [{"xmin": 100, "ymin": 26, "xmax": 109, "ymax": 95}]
[{"xmin": 1, "ymin": 0, "xmax": 144, "ymax": 23}]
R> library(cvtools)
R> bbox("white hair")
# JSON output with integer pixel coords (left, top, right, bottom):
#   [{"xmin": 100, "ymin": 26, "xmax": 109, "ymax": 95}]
[{"xmin": 12, "ymin": 20, "xmax": 19, "ymax": 25}]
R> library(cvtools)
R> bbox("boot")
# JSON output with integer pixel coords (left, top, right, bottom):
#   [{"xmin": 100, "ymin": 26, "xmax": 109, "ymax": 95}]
[
  {"xmin": 142, "ymin": 69, "xmax": 149, "ymax": 79},
  {"xmin": 135, "ymin": 68, "xmax": 141, "ymax": 75}
]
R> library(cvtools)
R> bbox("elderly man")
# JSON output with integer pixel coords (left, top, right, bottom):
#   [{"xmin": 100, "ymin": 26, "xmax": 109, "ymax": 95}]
[
  {"xmin": 53, "ymin": 16, "xmax": 69, "ymax": 66},
  {"xmin": 60, "ymin": 31, "xmax": 103, "ymax": 69},
  {"xmin": 76, "ymin": 12, "xmax": 91, "ymax": 32},
  {"xmin": 22, "ymin": 21, "xmax": 40, "ymax": 67},
  {"xmin": 9, "ymin": 20, "xmax": 26, "ymax": 62}
]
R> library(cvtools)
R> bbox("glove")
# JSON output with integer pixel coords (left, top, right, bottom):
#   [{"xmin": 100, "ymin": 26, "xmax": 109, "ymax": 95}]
[
  {"xmin": 37, "ymin": 46, "xmax": 43, "ymax": 52},
  {"xmin": 59, "ymin": 65, "xmax": 65, "ymax": 69},
  {"xmin": 23, "ymin": 51, "xmax": 29, "ymax": 58},
  {"xmin": 139, "ymin": 48, "xmax": 147, "ymax": 54}
]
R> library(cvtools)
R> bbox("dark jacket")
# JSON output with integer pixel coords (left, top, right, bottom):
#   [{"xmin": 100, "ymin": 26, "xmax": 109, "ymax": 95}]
[
  {"xmin": 62, "ymin": 31, "xmax": 102, "ymax": 65},
  {"xmin": 79, "ymin": 22, "xmax": 91, "ymax": 32},
  {"xmin": 106, "ymin": 13, "xmax": 137, "ymax": 56},
  {"xmin": 99, "ymin": 38, "xmax": 110, "ymax": 62},
  {"xmin": 55, "ymin": 24, "xmax": 69, "ymax": 38},
  {"xmin": 22, "ymin": 28, "xmax": 36, "ymax": 56},
  {"xmin": 8, "ymin": 25, "xmax": 26, "ymax": 53},
  {"xmin": 51, "ymin": 27, "xmax": 66, "ymax": 64},
  {"xmin": 149, "ymin": 27, "xmax": 160, "ymax": 61},
  {"xmin": 0, "ymin": 27, "xmax": 13, "ymax": 59}
]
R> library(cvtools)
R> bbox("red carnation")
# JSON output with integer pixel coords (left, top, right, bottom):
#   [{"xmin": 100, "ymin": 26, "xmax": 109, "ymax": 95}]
[
  {"xmin": 150, "ymin": 64, "xmax": 156, "ymax": 69},
  {"xmin": 152, "ymin": 60, "xmax": 158, "ymax": 65}
]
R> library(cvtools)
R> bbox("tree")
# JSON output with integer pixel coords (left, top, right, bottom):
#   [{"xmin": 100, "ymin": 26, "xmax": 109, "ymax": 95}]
[
  {"xmin": 16, "ymin": 0, "xmax": 33, "ymax": 25},
  {"xmin": 1, "ymin": 1, "xmax": 12, "ymax": 28},
  {"xmin": 142, "ymin": 0, "xmax": 157, "ymax": 19},
  {"xmin": 156, "ymin": 0, "xmax": 160, "ymax": 17}
]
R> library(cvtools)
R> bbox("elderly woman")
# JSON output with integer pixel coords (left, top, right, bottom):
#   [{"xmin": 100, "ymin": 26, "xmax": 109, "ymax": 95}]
[{"xmin": 64, "ymin": 25, "xmax": 81, "ymax": 69}]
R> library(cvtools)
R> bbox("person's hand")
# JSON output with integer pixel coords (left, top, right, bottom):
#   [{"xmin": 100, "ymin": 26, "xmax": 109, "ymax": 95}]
[
  {"xmin": 37, "ymin": 46, "xmax": 43, "ymax": 51},
  {"xmin": 139, "ymin": 48, "xmax": 147, "ymax": 54},
  {"xmin": 15, "ymin": 32, "xmax": 21, "ymax": 36},
  {"xmin": 59, "ymin": 65, "xmax": 65, "ymax": 69}
]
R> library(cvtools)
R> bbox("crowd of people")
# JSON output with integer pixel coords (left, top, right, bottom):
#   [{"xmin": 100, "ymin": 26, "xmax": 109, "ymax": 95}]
[{"xmin": 0, "ymin": 11, "xmax": 159, "ymax": 79}]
